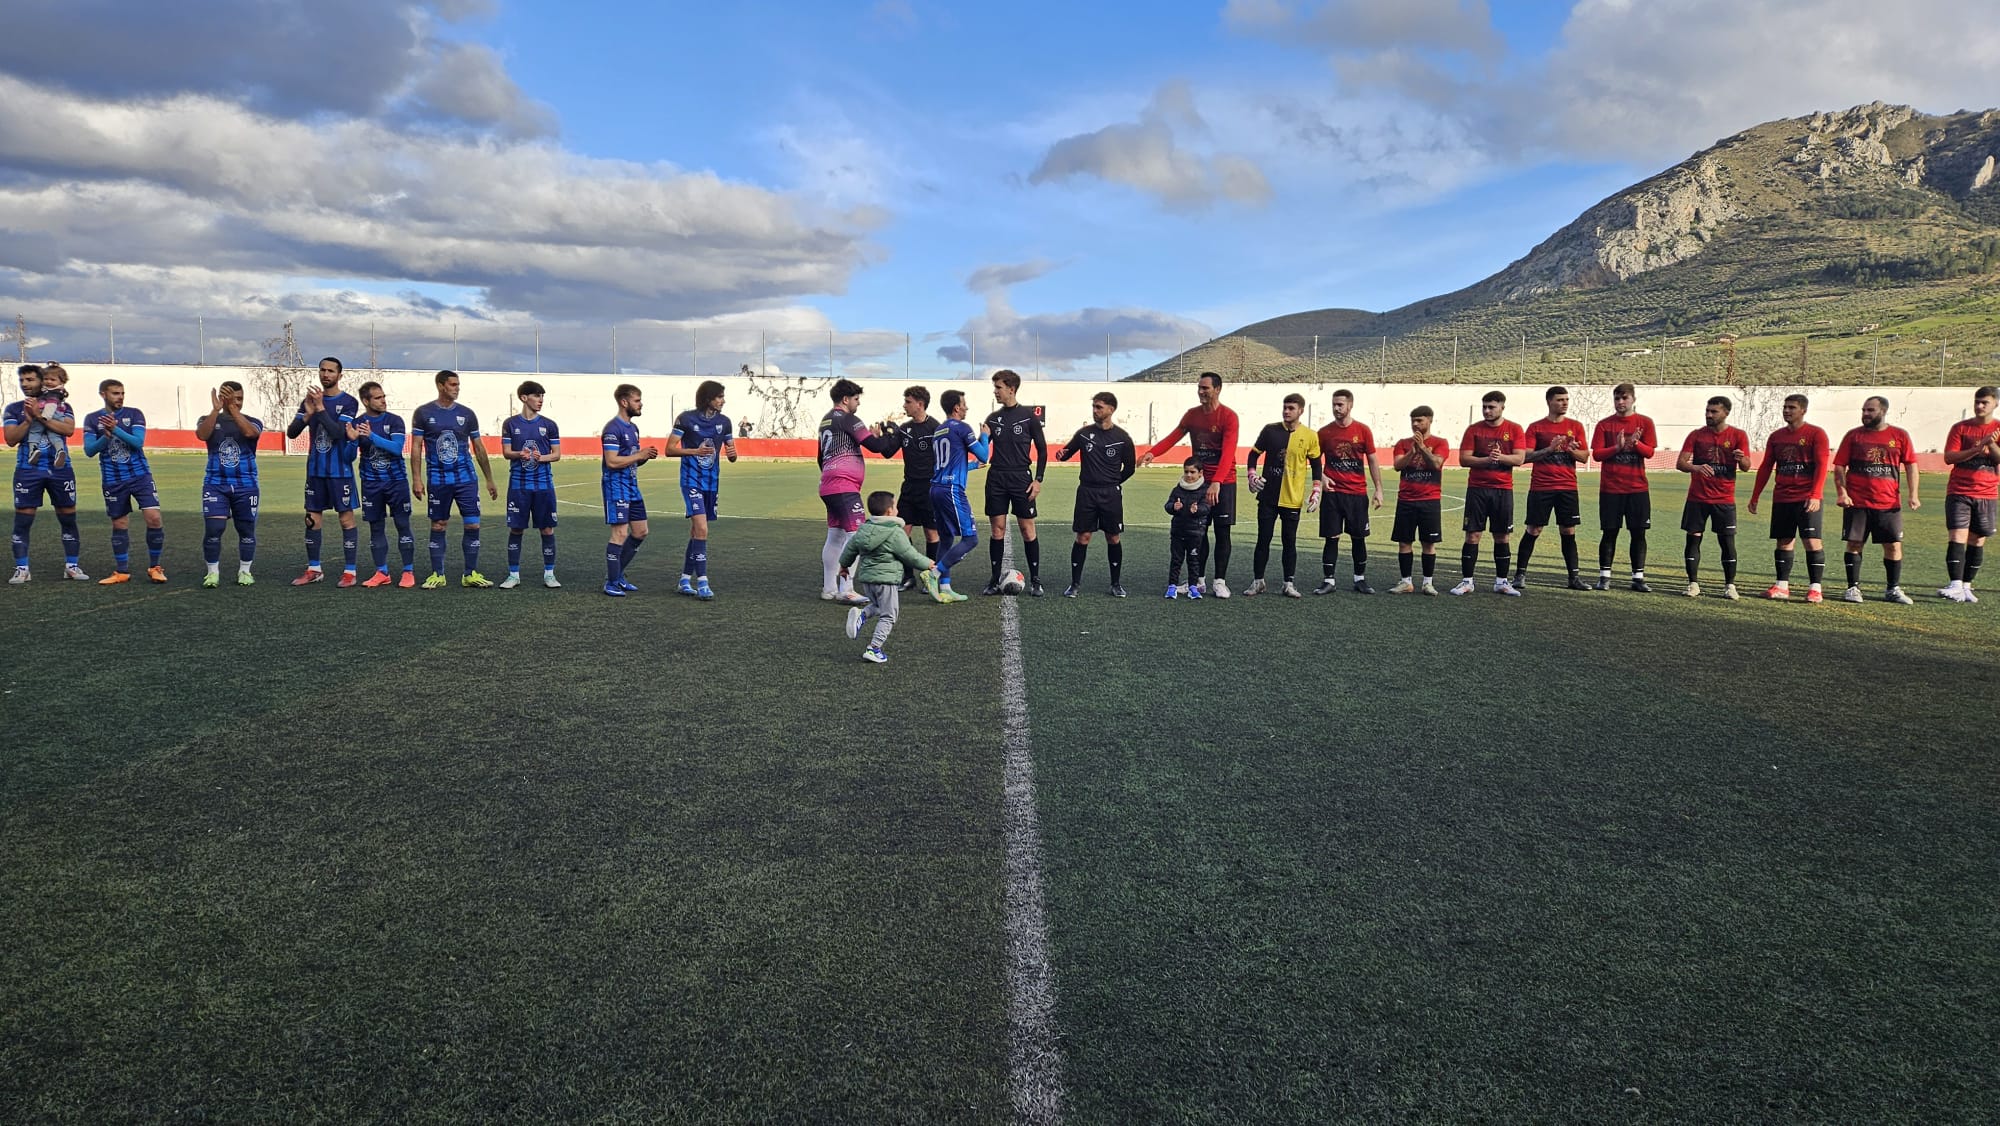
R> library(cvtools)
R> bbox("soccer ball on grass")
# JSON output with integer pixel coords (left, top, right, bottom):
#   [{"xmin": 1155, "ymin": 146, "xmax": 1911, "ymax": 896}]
[{"xmin": 1000, "ymin": 568, "xmax": 1026, "ymax": 595}]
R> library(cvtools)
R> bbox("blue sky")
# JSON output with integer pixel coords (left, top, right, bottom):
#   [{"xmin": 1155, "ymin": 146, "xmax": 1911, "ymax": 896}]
[{"xmin": 1, "ymin": 1, "xmax": 1994, "ymax": 374}]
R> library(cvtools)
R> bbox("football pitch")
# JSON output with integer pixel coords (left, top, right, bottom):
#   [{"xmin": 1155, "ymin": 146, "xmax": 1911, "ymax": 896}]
[{"xmin": 3, "ymin": 454, "xmax": 1996, "ymax": 1123}]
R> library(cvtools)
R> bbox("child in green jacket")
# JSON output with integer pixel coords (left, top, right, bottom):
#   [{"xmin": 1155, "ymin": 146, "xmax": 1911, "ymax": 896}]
[{"xmin": 838, "ymin": 491, "xmax": 942, "ymax": 663}]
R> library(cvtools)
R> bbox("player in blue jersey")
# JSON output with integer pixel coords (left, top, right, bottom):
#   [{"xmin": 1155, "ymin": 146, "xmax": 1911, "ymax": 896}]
[
  {"xmin": 500, "ymin": 380, "xmax": 562, "ymax": 590},
  {"xmin": 195, "ymin": 381, "xmax": 263, "ymax": 587},
  {"xmin": 284, "ymin": 356, "xmax": 362, "ymax": 587},
  {"xmin": 6, "ymin": 364, "xmax": 86, "ymax": 583},
  {"xmin": 352, "ymin": 381, "xmax": 417, "ymax": 588},
  {"xmin": 409, "ymin": 370, "xmax": 499, "ymax": 589},
  {"xmin": 82, "ymin": 377, "xmax": 166, "ymax": 584},
  {"xmin": 666, "ymin": 379, "xmax": 737, "ymax": 600},
  {"xmin": 601, "ymin": 383, "xmax": 659, "ymax": 596},
  {"xmin": 925, "ymin": 388, "xmax": 989, "ymax": 602}
]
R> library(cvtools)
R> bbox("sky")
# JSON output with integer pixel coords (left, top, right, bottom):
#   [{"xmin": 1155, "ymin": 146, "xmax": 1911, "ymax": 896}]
[{"xmin": 3, "ymin": 0, "xmax": 1998, "ymax": 378}]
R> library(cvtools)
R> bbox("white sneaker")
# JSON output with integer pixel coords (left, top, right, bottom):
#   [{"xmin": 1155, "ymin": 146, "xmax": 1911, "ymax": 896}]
[
  {"xmin": 1390, "ymin": 578, "xmax": 1415, "ymax": 594},
  {"xmin": 845, "ymin": 605, "xmax": 866, "ymax": 638},
  {"xmin": 499, "ymin": 573, "xmax": 522, "ymax": 589},
  {"xmin": 544, "ymin": 572, "xmax": 562, "ymax": 589},
  {"xmin": 1884, "ymin": 586, "xmax": 1913, "ymax": 605},
  {"xmin": 1212, "ymin": 578, "xmax": 1231, "ymax": 599},
  {"xmin": 1281, "ymin": 581, "xmax": 1302, "ymax": 599},
  {"xmin": 1938, "ymin": 581, "xmax": 1961, "ymax": 599},
  {"xmin": 1842, "ymin": 585, "xmax": 1865, "ymax": 603},
  {"xmin": 1449, "ymin": 577, "xmax": 1475, "ymax": 596},
  {"xmin": 1495, "ymin": 578, "xmax": 1522, "ymax": 597},
  {"xmin": 1722, "ymin": 583, "xmax": 1740, "ymax": 601},
  {"xmin": 63, "ymin": 564, "xmax": 89, "ymax": 580},
  {"xmin": 1420, "ymin": 579, "xmax": 1438, "ymax": 595},
  {"xmin": 1243, "ymin": 578, "xmax": 1267, "ymax": 597},
  {"xmin": 1684, "ymin": 581, "xmax": 1701, "ymax": 598},
  {"xmin": 1966, "ymin": 586, "xmax": 1981, "ymax": 603},
  {"xmin": 7, "ymin": 566, "xmax": 28, "ymax": 584}
]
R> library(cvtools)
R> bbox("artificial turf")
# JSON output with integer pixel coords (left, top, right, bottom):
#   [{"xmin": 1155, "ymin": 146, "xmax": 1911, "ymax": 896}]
[{"xmin": 4, "ymin": 453, "xmax": 1995, "ymax": 1122}]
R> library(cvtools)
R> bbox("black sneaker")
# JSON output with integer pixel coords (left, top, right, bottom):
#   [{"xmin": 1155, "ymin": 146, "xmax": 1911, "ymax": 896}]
[
  {"xmin": 1511, "ymin": 572, "xmax": 1528, "ymax": 590},
  {"xmin": 1108, "ymin": 584, "xmax": 1128, "ymax": 598},
  {"xmin": 897, "ymin": 578, "xmax": 915, "ymax": 592},
  {"xmin": 982, "ymin": 582, "xmax": 1003, "ymax": 596},
  {"xmin": 1351, "ymin": 578, "xmax": 1375, "ymax": 595},
  {"xmin": 1592, "ymin": 575, "xmax": 1612, "ymax": 591},
  {"xmin": 1029, "ymin": 580, "xmax": 1045, "ymax": 597},
  {"xmin": 1567, "ymin": 575, "xmax": 1591, "ymax": 591},
  {"xmin": 1630, "ymin": 579, "xmax": 1652, "ymax": 593},
  {"xmin": 1061, "ymin": 583, "xmax": 1078, "ymax": 598}
]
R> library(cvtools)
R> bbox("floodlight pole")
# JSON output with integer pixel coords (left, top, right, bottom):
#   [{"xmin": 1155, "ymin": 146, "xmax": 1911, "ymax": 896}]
[
  {"xmin": 198, "ymin": 317, "xmax": 206, "ymax": 366},
  {"xmin": 109, "ymin": 319, "xmax": 116, "ymax": 365},
  {"xmin": 693, "ymin": 328, "xmax": 699, "ymax": 378}
]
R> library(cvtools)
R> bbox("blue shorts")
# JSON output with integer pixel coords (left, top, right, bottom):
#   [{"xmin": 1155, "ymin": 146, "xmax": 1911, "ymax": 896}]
[
  {"xmin": 604, "ymin": 487, "xmax": 647, "ymax": 526},
  {"xmin": 426, "ymin": 479, "xmax": 482, "ymax": 523},
  {"xmin": 507, "ymin": 487, "xmax": 559, "ymax": 530},
  {"xmin": 360, "ymin": 479, "xmax": 412, "ymax": 522},
  {"xmin": 103, "ymin": 476, "xmax": 160, "ymax": 519},
  {"xmin": 929, "ymin": 484, "xmax": 975, "ymax": 538},
  {"xmin": 683, "ymin": 487, "xmax": 717, "ymax": 520},
  {"xmin": 13, "ymin": 469, "xmax": 78, "ymax": 511},
  {"xmin": 305, "ymin": 473, "xmax": 357, "ymax": 514},
  {"xmin": 202, "ymin": 486, "xmax": 260, "ymax": 522}
]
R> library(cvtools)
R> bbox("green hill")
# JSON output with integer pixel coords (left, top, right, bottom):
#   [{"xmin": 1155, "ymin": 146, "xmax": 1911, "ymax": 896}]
[{"xmin": 1133, "ymin": 102, "xmax": 2000, "ymax": 385}]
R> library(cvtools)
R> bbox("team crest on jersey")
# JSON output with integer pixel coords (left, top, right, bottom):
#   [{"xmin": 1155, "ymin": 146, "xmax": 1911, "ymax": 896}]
[
  {"xmin": 437, "ymin": 431, "xmax": 461, "ymax": 464},
  {"xmin": 314, "ymin": 431, "xmax": 333, "ymax": 453},
  {"xmin": 218, "ymin": 438, "xmax": 242, "ymax": 467},
  {"xmin": 107, "ymin": 441, "xmax": 131, "ymax": 463}
]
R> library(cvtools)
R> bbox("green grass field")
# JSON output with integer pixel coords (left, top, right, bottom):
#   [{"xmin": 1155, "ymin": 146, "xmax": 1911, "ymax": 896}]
[{"xmin": 4, "ymin": 453, "xmax": 1996, "ymax": 1123}]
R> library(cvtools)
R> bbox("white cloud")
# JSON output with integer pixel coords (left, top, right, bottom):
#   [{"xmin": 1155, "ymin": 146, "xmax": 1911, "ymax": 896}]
[
  {"xmin": 967, "ymin": 260, "xmax": 1061, "ymax": 293},
  {"xmin": 1226, "ymin": 0, "xmax": 1502, "ymax": 59},
  {"xmin": 936, "ymin": 266, "xmax": 1211, "ymax": 370},
  {"xmin": 1029, "ymin": 82, "xmax": 1272, "ymax": 210}
]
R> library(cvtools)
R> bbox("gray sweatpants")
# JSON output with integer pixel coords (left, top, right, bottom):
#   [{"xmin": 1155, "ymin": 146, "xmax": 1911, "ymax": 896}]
[{"xmin": 865, "ymin": 582, "xmax": 899, "ymax": 648}]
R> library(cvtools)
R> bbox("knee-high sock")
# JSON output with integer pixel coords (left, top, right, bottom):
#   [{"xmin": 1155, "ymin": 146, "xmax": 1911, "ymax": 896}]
[
  {"xmin": 57, "ymin": 511, "xmax": 79, "ymax": 565},
  {"xmin": 989, "ymin": 535, "xmax": 1006, "ymax": 582},
  {"xmin": 1885, "ymin": 557, "xmax": 1902, "ymax": 589},
  {"xmin": 1071, "ymin": 542, "xmax": 1088, "ymax": 586},
  {"xmin": 11, "ymin": 511, "xmax": 30, "ymax": 566},
  {"xmin": 342, "ymin": 526, "xmax": 357, "ymax": 572},
  {"xmin": 1560, "ymin": 534, "xmax": 1579, "ymax": 575},
  {"xmin": 233, "ymin": 517, "xmax": 257, "ymax": 563},
  {"xmin": 1946, "ymin": 541, "xmax": 1966, "ymax": 582},
  {"xmin": 1629, "ymin": 530, "xmax": 1648, "ymax": 574},
  {"xmin": 462, "ymin": 523, "xmax": 481, "ymax": 572},
  {"xmin": 1399, "ymin": 551, "xmax": 1413, "ymax": 579},
  {"xmin": 1844, "ymin": 551, "xmax": 1862, "ymax": 587},
  {"xmin": 1322, "ymin": 539, "xmax": 1340, "ymax": 578},
  {"xmin": 1491, "ymin": 541, "xmax": 1509, "ymax": 579},
  {"xmin": 394, "ymin": 516, "xmax": 415, "ymax": 569},
  {"xmin": 370, "ymin": 520, "xmax": 389, "ymax": 571},
  {"xmin": 508, "ymin": 531, "xmax": 524, "ymax": 573},
  {"xmin": 202, "ymin": 517, "xmax": 224, "ymax": 564},
  {"xmin": 1461, "ymin": 542, "xmax": 1479, "ymax": 579},
  {"xmin": 145, "ymin": 525, "xmax": 163, "ymax": 565},
  {"xmin": 1775, "ymin": 547, "xmax": 1796, "ymax": 582},
  {"xmin": 691, "ymin": 536, "xmax": 707, "ymax": 578},
  {"xmin": 1967, "ymin": 543, "xmax": 1985, "ymax": 583},
  {"xmin": 1598, "ymin": 533, "xmax": 1617, "ymax": 573},
  {"xmin": 938, "ymin": 533, "xmax": 976, "ymax": 581},
  {"xmin": 1107, "ymin": 541, "xmax": 1122, "ymax": 585},
  {"xmin": 1349, "ymin": 537, "xmax": 1366, "ymax": 579},
  {"xmin": 821, "ymin": 528, "xmax": 850, "ymax": 592},
  {"xmin": 1211, "ymin": 522, "xmax": 1232, "ymax": 580},
  {"xmin": 1515, "ymin": 531, "xmax": 1540, "ymax": 577},
  {"xmin": 305, "ymin": 524, "xmax": 323, "ymax": 569},
  {"xmin": 1717, "ymin": 533, "xmax": 1737, "ymax": 584},
  {"xmin": 1422, "ymin": 551, "xmax": 1437, "ymax": 578},
  {"xmin": 619, "ymin": 535, "xmax": 644, "ymax": 572},
  {"xmin": 1807, "ymin": 548, "xmax": 1826, "ymax": 587},
  {"xmin": 429, "ymin": 528, "xmax": 446, "ymax": 572},
  {"xmin": 541, "ymin": 531, "xmax": 557, "ymax": 572},
  {"xmin": 606, "ymin": 539, "xmax": 624, "ymax": 586},
  {"xmin": 111, "ymin": 527, "xmax": 130, "ymax": 571},
  {"xmin": 1024, "ymin": 537, "xmax": 1040, "ymax": 581},
  {"xmin": 925, "ymin": 538, "xmax": 941, "ymax": 561},
  {"xmin": 1685, "ymin": 535, "xmax": 1702, "ymax": 582}
]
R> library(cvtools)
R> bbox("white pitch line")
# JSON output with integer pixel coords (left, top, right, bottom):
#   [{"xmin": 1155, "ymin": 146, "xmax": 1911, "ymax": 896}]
[{"xmin": 998, "ymin": 538, "xmax": 1064, "ymax": 1125}]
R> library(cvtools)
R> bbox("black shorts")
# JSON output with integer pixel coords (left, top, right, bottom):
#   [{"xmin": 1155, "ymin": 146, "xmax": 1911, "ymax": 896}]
[
  {"xmin": 984, "ymin": 471, "xmax": 1038, "ymax": 520},
  {"xmin": 1599, "ymin": 491, "xmax": 1651, "ymax": 534},
  {"xmin": 1209, "ymin": 480, "xmax": 1238, "ymax": 526},
  {"xmin": 897, "ymin": 480, "xmax": 933, "ymax": 527},
  {"xmin": 1392, "ymin": 498, "xmax": 1442, "ymax": 544},
  {"xmin": 1945, "ymin": 494, "xmax": 1998, "ymax": 536},
  {"xmin": 1842, "ymin": 506, "xmax": 1904, "ymax": 545},
  {"xmin": 1769, "ymin": 500, "xmax": 1824, "ymax": 542},
  {"xmin": 1681, "ymin": 501, "xmax": 1737, "ymax": 535},
  {"xmin": 1073, "ymin": 485, "xmax": 1124, "ymax": 535},
  {"xmin": 1318, "ymin": 492, "xmax": 1370, "ymax": 539},
  {"xmin": 1462, "ymin": 487, "xmax": 1514, "ymax": 535},
  {"xmin": 1525, "ymin": 489, "xmax": 1580, "ymax": 529}
]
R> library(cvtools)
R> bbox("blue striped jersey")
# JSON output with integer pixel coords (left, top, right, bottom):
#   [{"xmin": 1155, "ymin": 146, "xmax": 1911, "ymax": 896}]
[
  {"xmin": 501, "ymin": 414, "xmax": 560, "ymax": 491},
  {"xmin": 6, "ymin": 398, "xmax": 74, "ymax": 471},
  {"xmin": 411, "ymin": 402, "xmax": 482, "ymax": 486},
  {"xmin": 602, "ymin": 417, "xmax": 644, "ymax": 501},
  {"xmin": 672, "ymin": 409, "xmax": 732, "ymax": 492},
  {"xmin": 929, "ymin": 418, "xmax": 985, "ymax": 489},
  {"xmin": 203, "ymin": 413, "xmax": 263, "ymax": 490},
  {"xmin": 82, "ymin": 407, "xmax": 151, "ymax": 484},
  {"xmin": 295, "ymin": 391, "xmax": 359, "ymax": 477},
  {"xmin": 357, "ymin": 411, "xmax": 408, "ymax": 485}
]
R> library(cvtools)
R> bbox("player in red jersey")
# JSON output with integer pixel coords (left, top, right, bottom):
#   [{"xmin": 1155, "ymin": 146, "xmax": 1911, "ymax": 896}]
[
  {"xmin": 1140, "ymin": 371, "xmax": 1239, "ymax": 597},
  {"xmin": 1514, "ymin": 386, "xmax": 1591, "ymax": 591},
  {"xmin": 1939, "ymin": 385, "xmax": 1999, "ymax": 602},
  {"xmin": 1590, "ymin": 383, "xmax": 1657, "ymax": 592},
  {"xmin": 1833, "ymin": 395, "xmax": 1921, "ymax": 604},
  {"xmin": 1389, "ymin": 405, "xmax": 1452, "ymax": 594},
  {"xmin": 1675, "ymin": 395, "xmax": 1752, "ymax": 600},
  {"xmin": 1747, "ymin": 393, "xmax": 1831, "ymax": 602},
  {"xmin": 1451, "ymin": 390, "xmax": 1526, "ymax": 596},
  {"xmin": 1313, "ymin": 388, "xmax": 1381, "ymax": 594}
]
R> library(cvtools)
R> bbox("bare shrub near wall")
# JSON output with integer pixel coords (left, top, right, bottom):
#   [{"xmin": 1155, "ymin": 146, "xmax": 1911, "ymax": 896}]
[
  {"xmin": 247, "ymin": 322, "xmax": 309, "ymax": 448},
  {"xmin": 743, "ymin": 363, "xmax": 831, "ymax": 438}
]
